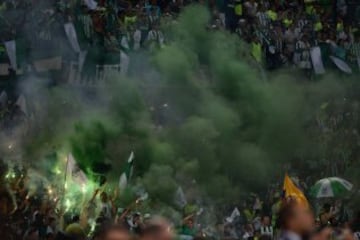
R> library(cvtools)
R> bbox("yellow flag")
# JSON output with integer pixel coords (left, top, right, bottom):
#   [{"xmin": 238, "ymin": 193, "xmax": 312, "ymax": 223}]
[{"xmin": 283, "ymin": 174, "xmax": 309, "ymax": 208}]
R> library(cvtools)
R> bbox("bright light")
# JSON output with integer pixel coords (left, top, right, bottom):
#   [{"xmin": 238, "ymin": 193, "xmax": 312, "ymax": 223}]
[
  {"xmin": 65, "ymin": 199, "xmax": 71, "ymax": 211},
  {"xmin": 88, "ymin": 219, "xmax": 96, "ymax": 237},
  {"xmin": 54, "ymin": 167, "xmax": 61, "ymax": 175},
  {"xmin": 81, "ymin": 184, "xmax": 86, "ymax": 193},
  {"xmin": 5, "ymin": 170, "xmax": 15, "ymax": 179}
]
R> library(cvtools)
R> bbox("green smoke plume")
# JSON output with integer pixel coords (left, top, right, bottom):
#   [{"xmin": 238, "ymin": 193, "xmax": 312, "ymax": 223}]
[{"xmin": 18, "ymin": 5, "xmax": 358, "ymax": 209}]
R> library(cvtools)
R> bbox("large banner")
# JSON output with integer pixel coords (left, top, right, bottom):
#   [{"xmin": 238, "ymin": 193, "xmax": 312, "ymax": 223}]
[
  {"xmin": 64, "ymin": 23, "xmax": 81, "ymax": 53},
  {"xmin": 84, "ymin": 0, "xmax": 98, "ymax": 10},
  {"xmin": 78, "ymin": 51, "xmax": 87, "ymax": 74},
  {"xmin": 4, "ymin": 40, "xmax": 17, "ymax": 71},
  {"xmin": 310, "ymin": 46, "xmax": 325, "ymax": 74}
]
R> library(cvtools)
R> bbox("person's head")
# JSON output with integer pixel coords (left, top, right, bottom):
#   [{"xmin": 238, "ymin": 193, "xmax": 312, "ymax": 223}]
[
  {"xmin": 278, "ymin": 197, "xmax": 314, "ymax": 236},
  {"xmin": 259, "ymin": 235, "xmax": 272, "ymax": 240},
  {"xmin": 257, "ymin": 3, "xmax": 263, "ymax": 11},
  {"xmin": 244, "ymin": 223, "xmax": 253, "ymax": 233},
  {"xmin": 341, "ymin": 228, "xmax": 354, "ymax": 240},
  {"xmin": 0, "ymin": 195, "xmax": 10, "ymax": 216},
  {"xmin": 46, "ymin": 232, "xmax": 55, "ymax": 240},
  {"xmin": 151, "ymin": 8, "xmax": 157, "ymax": 15},
  {"xmin": 25, "ymin": 227, "xmax": 39, "ymax": 240},
  {"xmin": 71, "ymin": 215, "xmax": 80, "ymax": 223},
  {"xmin": 335, "ymin": 200, "xmax": 342, "ymax": 207},
  {"xmin": 66, "ymin": 221, "xmax": 86, "ymax": 240},
  {"xmin": 100, "ymin": 192, "xmax": 108, "ymax": 203},
  {"xmin": 310, "ymin": 226, "xmax": 333, "ymax": 240},
  {"xmin": 185, "ymin": 218, "xmax": 194, "ymax": 228},
  {"xmin": 262, "ymin": 215, "xmax": 271, "ymax": 226},
  {"xmin": 354, "ymin": 210, "xmax": 360, "ymax": 220},
  {"xmin": 322, "ymin": 203, "xmax": 331, "ymax": 213},
  {"xmin": 302, "ymin": 34, "xmax": 309, "ymax": 42},
  {"xmin": 133, "ymin": 212, "xmax": 141, "ymax": 224},
  {"xmin": 100, "ymin": 225, "xmax": 131, "ymax": 240},
  {"xmin": 141, "ymin": 217, "xmax": 174, "ymax": 240},
  {"xmin": 143, "ymin": 213, "xmax": 151, "ymax": 224},
  {"xmin": 48, "ymin": 216, "xmax": 57, "ymax": 228},
  {"xmin": 254, "ymin": 230, "xmax": 261, "ymax": 238}
]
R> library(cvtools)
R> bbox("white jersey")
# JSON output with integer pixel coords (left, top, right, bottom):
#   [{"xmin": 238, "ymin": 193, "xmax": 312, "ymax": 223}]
[
  {"xmin": 354, "ymin": 232, "xmax": 360, "ymax": 240},
  {"xmin": 260, "ymin": 225, "xmax": 274, "ymax": 238}
]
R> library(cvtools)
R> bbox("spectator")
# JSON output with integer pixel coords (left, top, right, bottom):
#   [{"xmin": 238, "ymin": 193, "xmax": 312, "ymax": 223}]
[
  {"xmin": 260, "ymin": 215, "xmax": 273, "ymax": 239},
  {"xmin": 100, "ymin": 224, "xmax": 131, "ymax": 240},
  {"xmin": 278, "ymin": 198, "xmax": 314, "ymax": 240}
]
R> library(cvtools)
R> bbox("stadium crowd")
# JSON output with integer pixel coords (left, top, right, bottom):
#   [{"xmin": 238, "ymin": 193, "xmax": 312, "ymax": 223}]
[
  {"xmin": 0, "ymin": 0, "xmax": 359, "ymax": 76},
  {"xmin": 0, "ymin": 160, "xmax": 360, "ymax": 240},
  {"xmin": 0, "ymin": 0, "xmax": 359, "ymax": 123},
  {"xmin": 1, "ymin": 0, "xmax": 360, "ymax": 240}
]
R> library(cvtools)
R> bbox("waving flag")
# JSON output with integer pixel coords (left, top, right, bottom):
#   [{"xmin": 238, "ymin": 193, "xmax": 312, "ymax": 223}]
[
  {"xmin": 4, "ymin": 40, "xmax": 17, "ymax": 70},
  {"xmin": 15, "ymin": 95, "xmax": 27, "ymax": 115},
  {"xmin": 283, "ymin": 174, "xmax": 309, "ymax": 208},
  {"xmin": 0, "ymin": 91, "xmax": 7, "ymax": 107},
  {"xmin": 84, "ymin": 0, "xmax": 98, "ymax": 10},
  {"xmin": 66, "ymin": 153, "xmax": 88, "ymax": 186},
  {"xmin": 310, "ymin": 47, "xmax": 325, "ymax": 74},
  {"xmin": 64, "ymin": 23, "xmax": 81, "ymax": 53},
  {"xmin": 226, "ymin": 207, "xmax": 241, "ymax": 223},
  {"xmin": 174, "ymin": 186, "xmax": 187, "ymax": 208},
  {"xmin": 119, "ymin": 151, "xmax": 135, "ymax": 190}
]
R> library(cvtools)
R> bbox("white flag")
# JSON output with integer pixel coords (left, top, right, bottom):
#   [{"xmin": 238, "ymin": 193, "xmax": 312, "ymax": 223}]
[
  {"xmin": 0, "ymin": 91, "xmax": 7, "ymax": 106},
  {"xmin": 67, "ymin": 153, "xmax": 88, "ymax": 186},
  {"xmin": 230, "ymin": 207, "xmax": 240, "ymax": 219},
  {"xmin": 119, "ymin": 151, "xmax": 135, "ymax": 190},
  {"xmin": 4, "ymin": 40, "xmax": 17, "ymax": 70},
  {"xmin": 196, "ymin": 207, "xmax": 204, "ymax": 216},
  {"xmin": 84, "ymin": 0, "xmax": 98, "ymax": 10},
  {"xmin": 15, "ymin": 95, "xmax": 27, "ymax": 115},
  {"xmin": 120, "ymin": 51, "xmax": 129, "ymax": 75},
  {"xmin": 64, "ymin": 23, "xmax": 81, "ymax": 53},
  {"xmin": 310, "ymin": 47, "xmax": 325, "ymax": 74},
  {"xmin": 174, "ymin": 186, "xmax": 187, "ymax": 208},
  {"xmin": 133, "ymin": 30, "xmax": 142, "ymax": 51},
  {"xmin": 226, "ymin": 207, "xmax": 240, "ymax": 223},
  {"xmin": 78, "ymin": 51, "xmax": 87, "ymax": 74}
]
